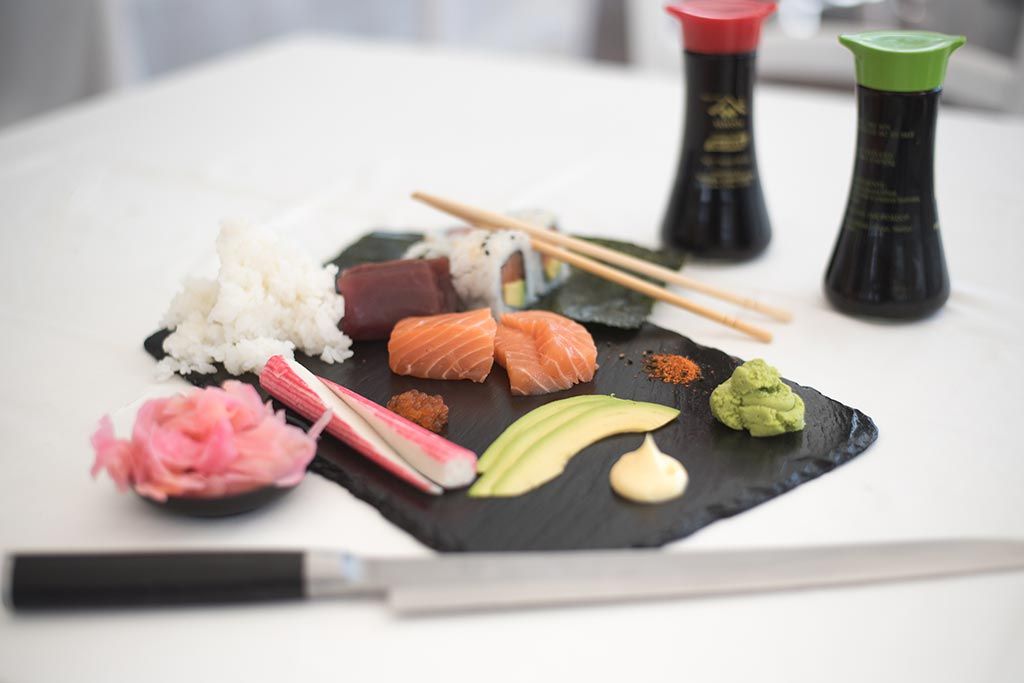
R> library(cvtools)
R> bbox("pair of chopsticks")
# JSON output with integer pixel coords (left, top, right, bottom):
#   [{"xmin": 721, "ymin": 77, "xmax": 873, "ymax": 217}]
[{"xmin": 411, "ymin": 192, "xmax": 790, "ymax": 343}]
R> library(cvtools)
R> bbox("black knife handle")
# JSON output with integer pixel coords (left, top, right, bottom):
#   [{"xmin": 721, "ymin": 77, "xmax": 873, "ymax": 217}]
[{"xmin": 4, "ymin": 552, "xmax": 305, "ymax": 610}]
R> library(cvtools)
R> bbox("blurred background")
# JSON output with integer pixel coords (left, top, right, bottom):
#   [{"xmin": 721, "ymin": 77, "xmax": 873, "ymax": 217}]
[{"xmin": 1, "ymin": 0, "xmax": 1022, "ymax": 129}]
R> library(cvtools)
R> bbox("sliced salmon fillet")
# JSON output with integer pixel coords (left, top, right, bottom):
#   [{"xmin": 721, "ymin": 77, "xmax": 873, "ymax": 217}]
[
  {"xmin": 495, "ymin": 311, "xmax": 598, "ymax": 395},
  {"xmin": 494, "ymin": 325, "xmax": 568, "ymax": 396},
  {"xmin": 501, "ymin": 311, "xmax": 597, "ymax": 384},
  {"xmin": 388, "ymin": 308, "xmax": 497, "ymax": 383}
]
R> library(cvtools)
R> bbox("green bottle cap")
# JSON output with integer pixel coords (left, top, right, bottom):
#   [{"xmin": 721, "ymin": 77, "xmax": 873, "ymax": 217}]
[{"xmin": 839, "ymin": 30, "xmax": 965, "ymax": 93}]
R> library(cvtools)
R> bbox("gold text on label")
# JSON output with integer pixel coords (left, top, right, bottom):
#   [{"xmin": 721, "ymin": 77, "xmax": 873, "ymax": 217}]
[
  {"xmin": 703, "ymin": 132, "xmax": 749, "ymax": 153},
  {"xmin": 703, "ymin": 94, "xmax": 749, "ymax": 130}
]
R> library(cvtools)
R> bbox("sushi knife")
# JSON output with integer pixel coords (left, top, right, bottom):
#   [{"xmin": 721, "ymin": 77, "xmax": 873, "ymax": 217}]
[{"xmin": 4, "ymin": 539, "xmax": 1023, "ymax": 614}]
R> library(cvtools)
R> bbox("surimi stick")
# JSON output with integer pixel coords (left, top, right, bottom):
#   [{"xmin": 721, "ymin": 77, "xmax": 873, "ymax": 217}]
[
  {"xmin": 260, "ymin": 356, "xmax": 442, "ymax": 495},
  {"xmin": 323, "ymin": 378, "xmax": 477, "ymax": 489}
]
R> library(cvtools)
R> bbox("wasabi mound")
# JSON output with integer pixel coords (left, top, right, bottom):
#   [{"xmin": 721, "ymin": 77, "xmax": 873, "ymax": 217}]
[{"xmin": 710, "ymin": 359, "xmax": 805, "ymax": 437}]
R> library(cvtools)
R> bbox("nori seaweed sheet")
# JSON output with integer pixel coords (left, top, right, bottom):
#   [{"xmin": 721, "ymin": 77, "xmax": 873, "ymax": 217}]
[
  {"xmin": 331, "ymin": 231, "xmax": 684, "ymax": 329},
  {"xmin": 533, "ymin": 237, "xmax": 685, "ymax": 328}
]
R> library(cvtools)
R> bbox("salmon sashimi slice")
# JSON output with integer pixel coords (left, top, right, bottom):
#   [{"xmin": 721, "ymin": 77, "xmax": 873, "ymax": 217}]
[
  {"xmin": 494, "ymin": 325, "xmax": 570, "ymax": 396},
  {"xmin": 495, "ymin": 311, "xmax": 598, "ymax": 395},
  {"xmin": 501, "ymin": 311, "xmax": 597, "ymax": 385},
  {"xmin": 388, "ymin": 308, "xmax": 497, "ymax": 382}
]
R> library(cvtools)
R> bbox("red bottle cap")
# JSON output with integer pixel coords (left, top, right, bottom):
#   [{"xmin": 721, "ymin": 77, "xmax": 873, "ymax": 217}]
[{"xmin": 666, "ymin": 1, "xmax": 777, "ymax": 55}]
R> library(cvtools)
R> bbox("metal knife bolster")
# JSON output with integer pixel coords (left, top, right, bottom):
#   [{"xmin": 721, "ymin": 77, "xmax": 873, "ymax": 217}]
[{"xmin": 303, "ymin": 551, "xmax": 382, "ymax": 598}]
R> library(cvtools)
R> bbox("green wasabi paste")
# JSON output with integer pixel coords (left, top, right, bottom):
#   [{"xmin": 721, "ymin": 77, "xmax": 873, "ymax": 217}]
[{"xmin": 710, "ymin": 359, "xmax": 805, "ymax": 437}]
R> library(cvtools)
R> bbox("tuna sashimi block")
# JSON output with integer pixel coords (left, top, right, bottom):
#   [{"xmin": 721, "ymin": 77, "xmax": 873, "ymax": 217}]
[
  {"xmin": 322, "ymin": 378, "xmax": 477, "ymax": 489},
  {"xmin": 338, "ymin": 257, "xmax": 459, "ymax": 341},
  {"xmin": 260, "ymin": 355, "xmax": 442, "ymax": 495},
  {"xmin": 388, "ymin": 308, "xmax": 497, "ymax": 383}
]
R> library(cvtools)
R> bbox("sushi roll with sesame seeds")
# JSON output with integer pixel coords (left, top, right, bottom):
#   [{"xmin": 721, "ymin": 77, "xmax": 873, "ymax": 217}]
[
  {"xmin": 405, "ymin": 228, "xmax": 542, "ymax": 316},
  {"xmin": 507, "ymin": 209, "xmax": 570, "ymax": 296},
  {"xmin": 402, "ymin": 227, "xmax": 469, "ymax": 260},
  {"xmin": 449, "ymin": 229, "xmax": 542, "ymax": 315}
]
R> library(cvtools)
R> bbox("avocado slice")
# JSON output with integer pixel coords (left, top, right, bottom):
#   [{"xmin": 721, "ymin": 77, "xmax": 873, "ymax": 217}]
[
  {"xmin": 502, "ymin": 279, "xmax": 526, "ymax": 308},
  {"xmin": 543, "ymin": 256, "xmax": 563, "ymax": 282},
  {"xmin": 470, "ymin": 399, "xmax": 610, "ymax": 496},
  {"xmin": 482, "ymin": 399, "xmax": 679, "ymax": 497},
  {"xmin": 476, "ymin": 395, "xmax": 606, "ymax": 474}
]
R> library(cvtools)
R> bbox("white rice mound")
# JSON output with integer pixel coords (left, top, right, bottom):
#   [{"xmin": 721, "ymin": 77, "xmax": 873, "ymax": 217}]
[{"xmin": 156, "ymin": 220, "xmax": 353, "ymax": 378}]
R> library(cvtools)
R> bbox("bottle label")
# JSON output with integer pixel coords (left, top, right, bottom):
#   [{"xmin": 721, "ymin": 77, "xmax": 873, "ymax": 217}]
[
  {"xmin": 696, "ymin": 94, "xmax": 754, "ymax": 189},
  {"xmin": 844, "ymin": 118, "xmax": 924, "ymax": 234},
  {"xmin": 826, "ymin": 87, "xmax": 949, "ymax": 315}
]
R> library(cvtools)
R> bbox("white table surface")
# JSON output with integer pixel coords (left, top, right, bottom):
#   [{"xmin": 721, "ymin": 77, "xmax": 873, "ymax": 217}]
[{"xmin": 1, "ymin": 36, "xmax": 1023, "ymax": 682}]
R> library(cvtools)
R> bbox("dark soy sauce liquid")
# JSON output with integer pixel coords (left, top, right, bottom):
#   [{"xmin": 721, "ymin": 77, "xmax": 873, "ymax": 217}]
[
  {"xmin": 825, "ymin": 85, "xmax": 949, "ymax": 319},
  {"xmin": 661, "ymin": 51, "xmax": 771, "ymax": 260}
]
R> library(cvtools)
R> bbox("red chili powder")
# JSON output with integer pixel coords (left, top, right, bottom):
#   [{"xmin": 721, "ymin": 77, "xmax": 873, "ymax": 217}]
[{"xmin": 643, "ymin": 353, "xmax": 701, "ymax": 385}]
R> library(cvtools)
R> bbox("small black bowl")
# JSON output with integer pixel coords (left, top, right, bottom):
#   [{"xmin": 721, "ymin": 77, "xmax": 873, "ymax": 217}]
[
  {"xmin": 138, "ymin": 483, "xmax": 297, "ymax": 518},
  {"xmin": 134, "ymin": 413, "xmax": 313, "ymax": 517}
]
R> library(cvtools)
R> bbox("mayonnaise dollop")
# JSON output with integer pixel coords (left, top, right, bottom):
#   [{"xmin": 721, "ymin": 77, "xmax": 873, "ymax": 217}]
[{"xmin": 609, "ymin": 434, "xmax": 688, "ymax": 504}]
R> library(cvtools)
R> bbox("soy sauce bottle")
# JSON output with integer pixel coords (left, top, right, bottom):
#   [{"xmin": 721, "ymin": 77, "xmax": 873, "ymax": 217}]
[
  {"xmin": 825, "ymin": 31, "xmax": 965, "ymax": 319},
  {"xmin": 662, "ymin": 1, "xmax": 776, "ymax": 260}
]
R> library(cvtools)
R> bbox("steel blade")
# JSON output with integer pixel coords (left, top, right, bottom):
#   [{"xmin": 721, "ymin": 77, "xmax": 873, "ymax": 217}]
[{"xmin": 374, "ymin": 539, "xmax": 1024, "ymax": 614}]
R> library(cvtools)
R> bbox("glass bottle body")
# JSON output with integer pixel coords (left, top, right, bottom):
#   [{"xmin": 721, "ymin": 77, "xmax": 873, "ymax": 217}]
[
  {"xmin": 661, "ymin": 51, "xmax": 771, "ymax": 260},
  {"xmin": 825, "ymin": 85, "xmax": 949, "ymax": 319}
]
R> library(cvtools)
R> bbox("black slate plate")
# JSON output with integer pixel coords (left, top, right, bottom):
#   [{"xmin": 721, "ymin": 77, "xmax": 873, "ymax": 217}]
[
  {"xmin": 144, "ymin": 324, "xmax": 877, "ymax": 551},
  {"xmin": 144, "ymin": 231, "xmax": 876, "ymax": 550}
]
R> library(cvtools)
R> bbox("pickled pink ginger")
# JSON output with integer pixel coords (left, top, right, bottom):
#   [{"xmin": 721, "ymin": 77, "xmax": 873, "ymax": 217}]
[{"xmin": 91, "ymin": 381, "xmax": 328, "ymax": 502}]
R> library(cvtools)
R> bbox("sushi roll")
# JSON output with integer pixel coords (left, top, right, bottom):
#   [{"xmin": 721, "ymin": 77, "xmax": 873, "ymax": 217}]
[
  {"xmin": 403, "ymin": 209, "xmax": 570, "ymax": 317},
  {"xmin": 406, "ymin": 228, "xmax": 540, "ymax": 315},
  {"xmin": 447, "ymin": 229, "xmax": 541, "ymax": 315},
  {"xmin": 403, "ymin": 228, "xmax": 463, "ymax": 260},
  {"xmin": 507, "ymin": 209, "xmax": 570, "ymax": 296}
]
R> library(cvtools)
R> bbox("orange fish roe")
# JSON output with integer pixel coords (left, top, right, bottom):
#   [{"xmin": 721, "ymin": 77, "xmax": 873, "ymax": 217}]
[
  {"xmin": 643, "ymin": 353, "xmax": 701, "ymax": 385},
  {"xmin": 386, "ymin": 390, "xmax": 449, "ymax": 433}
]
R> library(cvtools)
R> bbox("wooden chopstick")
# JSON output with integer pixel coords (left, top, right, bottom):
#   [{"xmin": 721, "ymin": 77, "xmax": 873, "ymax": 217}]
[
  {"xmin": 410, "ymin": 192, "xmax": 772, "ymax": 343},
  {"xmin": 527, "ymin": 240, "xmax": 772, "ymax": 343},
  {"xmin": 411, "ymin": 191, "xmax": 792, "ymax": 323}
]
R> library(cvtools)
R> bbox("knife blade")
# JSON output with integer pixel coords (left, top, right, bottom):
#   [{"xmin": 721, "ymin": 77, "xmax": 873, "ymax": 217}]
[
  {"xmin": 381, "ymin": 539, "xmax": 1024, "ymax": 613},
  {"xmin": 6, "ymin": 539, "xmax": 1023, "ymax": 613}
]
